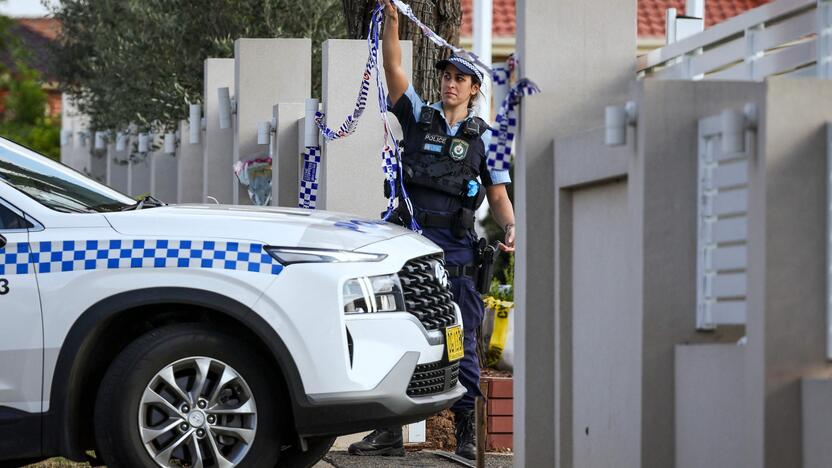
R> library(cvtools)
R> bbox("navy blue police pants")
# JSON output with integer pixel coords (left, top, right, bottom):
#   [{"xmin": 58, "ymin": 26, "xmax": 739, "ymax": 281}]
[
  {"xmin": 448, "ymin": 275, "xmax": 485, "ymax": 412},
  {"xmin": 419, "ymin": 226, "xmax": 484, "ymax": 413}
]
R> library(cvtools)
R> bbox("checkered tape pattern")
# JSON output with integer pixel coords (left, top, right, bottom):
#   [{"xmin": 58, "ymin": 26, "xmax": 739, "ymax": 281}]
[
  {"xmin": 299, "ymin": 146, "xmax": 322, "ymax": 209},
  {"xmin": 0, "ymin": 239, "xmax": 283, "ymax": 276},
  {"xmin": 491, "ymin": 55, "xmax": 516, "ymax": 87},
  {"xmin": 391, "ymin": 0, "xmax": 492, "ymax": 75},
  {"xmin": 487, "ymin": 77, "xmax": 542, "ymax": 171},
  {"xmin": 311, "ymin": 5, "xmax": 420, "ymax": 231}
]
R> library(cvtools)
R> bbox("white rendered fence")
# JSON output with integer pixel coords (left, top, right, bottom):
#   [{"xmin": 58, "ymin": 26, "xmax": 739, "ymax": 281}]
[{"xmin": 639, "ymin": 0, "xmax": 832, "ymax": 81}]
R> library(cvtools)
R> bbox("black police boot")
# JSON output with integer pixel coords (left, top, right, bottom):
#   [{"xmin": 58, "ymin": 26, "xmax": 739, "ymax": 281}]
[
  {"xmin": 347, "ymin": 427, "xmax": 405, "ymax": 456},
  {"xmin": 454, "ymin": 409, "xmax": 477, "ymax": 460}
]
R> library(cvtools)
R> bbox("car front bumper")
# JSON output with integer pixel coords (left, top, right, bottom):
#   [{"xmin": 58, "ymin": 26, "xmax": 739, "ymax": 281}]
[{"xmin": 293, "ymin": 351, "xmax": 466, "ymax": 437}]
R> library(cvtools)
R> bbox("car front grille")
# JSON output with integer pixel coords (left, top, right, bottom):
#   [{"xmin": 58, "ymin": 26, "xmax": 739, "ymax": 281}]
[
  {"xmin": 398, "ymin": 254, "xmax": 457, "ymax": 331},
  {"xmin": 407, "ymin": 360, "xmax": 461, "ymax": 397}
]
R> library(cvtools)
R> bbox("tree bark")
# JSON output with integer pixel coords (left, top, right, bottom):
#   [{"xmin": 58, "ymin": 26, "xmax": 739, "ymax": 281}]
[{"xmin": 343, "ymin": 0, "xmax": 461, "ymax": 103}]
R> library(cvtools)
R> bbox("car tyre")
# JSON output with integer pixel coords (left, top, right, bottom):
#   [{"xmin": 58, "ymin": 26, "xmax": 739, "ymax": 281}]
[{"xmin": 94, "ymin": 323, "xmax": 284, "ymax": 468}]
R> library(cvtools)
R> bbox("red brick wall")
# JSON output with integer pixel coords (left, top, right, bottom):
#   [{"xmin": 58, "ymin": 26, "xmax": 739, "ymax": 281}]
[{"xmin": 483, "ymin": 376, "xmax": 513, "ymax": 450}]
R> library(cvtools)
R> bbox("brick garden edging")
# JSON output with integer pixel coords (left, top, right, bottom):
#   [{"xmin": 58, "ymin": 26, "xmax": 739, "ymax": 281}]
[{"xmin": 482, "ymin": 376, "xmax": 513, "ymax": 450}]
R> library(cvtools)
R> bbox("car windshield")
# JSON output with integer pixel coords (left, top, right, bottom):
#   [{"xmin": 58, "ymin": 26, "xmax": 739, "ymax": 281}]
[{"xmin": 0, "ymin": 137, "xmax": 136, "ymax": 213}]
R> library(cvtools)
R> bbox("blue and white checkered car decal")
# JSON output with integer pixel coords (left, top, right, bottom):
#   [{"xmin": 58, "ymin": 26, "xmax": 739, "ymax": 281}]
[{"xmin": 0, "ymin": 239, "xmax": 283, "ymax": 276}]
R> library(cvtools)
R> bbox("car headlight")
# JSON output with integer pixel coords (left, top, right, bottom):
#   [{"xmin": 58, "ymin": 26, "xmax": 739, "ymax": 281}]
[
  {"xmin": 343, "ymin": 274, "xmax": 404, "ymax": 314},
  {"xmin": 265, "ymin": 247, "xmax": 386, "ymax": 265}
]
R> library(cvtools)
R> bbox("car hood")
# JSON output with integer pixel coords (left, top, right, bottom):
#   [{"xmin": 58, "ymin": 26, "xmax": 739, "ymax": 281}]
[{"xmin": 103, "ymin": 204, "xmax": 413, "ymax": 251}]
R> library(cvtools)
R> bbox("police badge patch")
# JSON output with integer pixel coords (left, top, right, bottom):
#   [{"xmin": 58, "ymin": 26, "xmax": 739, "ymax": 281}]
[{"xmin": 449, "ymin": 139, "xmax": 469, "ymax": 161}]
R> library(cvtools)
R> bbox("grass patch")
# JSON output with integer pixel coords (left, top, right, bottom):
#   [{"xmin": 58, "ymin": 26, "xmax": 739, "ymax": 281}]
[{"xmin": 25, "ymin": 459, "xmax": 92, "ymax": 467}]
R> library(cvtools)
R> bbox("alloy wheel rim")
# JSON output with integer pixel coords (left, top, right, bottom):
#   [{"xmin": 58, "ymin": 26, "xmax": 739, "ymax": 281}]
[{"xmin": 138, "ymin": 356, "xmax": 257, "ymax": 468}]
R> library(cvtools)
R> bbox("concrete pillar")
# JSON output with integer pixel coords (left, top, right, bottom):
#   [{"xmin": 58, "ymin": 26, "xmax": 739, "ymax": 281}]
[
  {"xmin": 108, "ymin": 140, "xmax": 129, "ymax": 194},
  {"xmin": 636, "ymin": 80, "xmax": 763, "ymax": 468},
  {"xmin": 802, "ymin": 378, "xmax": 832, "ymax": 468},
  {"xmin": 757, "ymin": 79, "xmax": 832, "ymax": 468},
  {"xmin": 60, "ymin": 94, "xmax": 79, "ymax": 169},
  {"xmin": 203, "ymin": 58, "xmax": 235, "ymax": 204},
  {"xmin": 177, "ymin": 119, "xmax": 203, "ymax": 203},
  {"xmin": 552, "ymin": 124, "xmax": 635, "ymax": 467},
  {"xmin": 234, "ymin": 39, "xmax": 310, "ymax": 205},
  {"xmin": 59, "ymin": 93, "xmax": 99, "ymax": 178},
  {"xmin": 72, "ymin": 132, "xmax": 90, "ymax": 173},
  {"xmin": 150, "ymin": 148, "xmax": 178, "ymax": 202},
  {"xmin": 319, "ymin": 39, "xmax": 411, "ymax": 218},
  {"xmin": 271, "ymin": 103, "xmax": 305, "ymax": 207},
  {"xmin": 128, "ymin": 155, "xmax": 151, "ymax": 197},
  {"xmin": 105, "ymin": 142, "xmax": 115, "ymax": 186},
  {"xmin": 515, "ymin": 0, "xmax": 636, "ymax": 465},
  {"xmin": 88, "ymin": 143, "xmax": 107, "ymax": 184},
  {"xmin": 675, "ymin": 344, "xmax": 747, "ymax": 468}
]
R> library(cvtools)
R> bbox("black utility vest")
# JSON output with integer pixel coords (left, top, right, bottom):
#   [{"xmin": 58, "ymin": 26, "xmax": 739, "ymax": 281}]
[{"xmin": 400, "ymin": 106, "xmax": 488, "ymax": 215}]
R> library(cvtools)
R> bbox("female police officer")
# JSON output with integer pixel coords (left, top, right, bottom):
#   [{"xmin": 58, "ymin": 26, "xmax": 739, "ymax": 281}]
[{"xmin": 348, "ymin": 0, "xmax": 516, "ymax": 460}]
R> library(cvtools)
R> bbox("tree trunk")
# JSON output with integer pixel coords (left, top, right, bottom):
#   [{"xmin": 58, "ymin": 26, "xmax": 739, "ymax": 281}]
[{"xmin": 343, "ymin": 0, "xmax": 461, "ymax": 103}]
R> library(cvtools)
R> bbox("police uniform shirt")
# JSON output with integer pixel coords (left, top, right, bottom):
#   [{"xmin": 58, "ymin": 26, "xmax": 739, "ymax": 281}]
[
  {"xmin": 388, "ymin": 84, "xmax": 509, "ymax": 264},
  {"xmin": 389, "ymin": 84, "xmax": 512, "ymax": 190}
]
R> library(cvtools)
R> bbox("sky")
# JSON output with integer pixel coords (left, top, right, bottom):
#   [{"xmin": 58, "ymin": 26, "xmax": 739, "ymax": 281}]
[{"xmin": 0, "ymin": 0, "xmax": 52, "ymax": 17}]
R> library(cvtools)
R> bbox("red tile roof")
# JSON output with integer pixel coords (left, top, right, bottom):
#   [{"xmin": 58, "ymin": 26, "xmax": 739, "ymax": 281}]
[
  {"xmin": 638, "ymin": 0, "xmax": 769, "ymax": 36},
  {"xmin": 15, "ymin": 17, "xmax": 61, "ymax": 41},
  {"xmin": 461, "ymin": 0, "xmax": 516, "ymax": 37},
  {"xmin": 461, "ymin": 0, "xmax": 770, "ymax": 38},
  {"xmin": 1, "ymin": 18, "xmax": 60, "ymax": 80}
]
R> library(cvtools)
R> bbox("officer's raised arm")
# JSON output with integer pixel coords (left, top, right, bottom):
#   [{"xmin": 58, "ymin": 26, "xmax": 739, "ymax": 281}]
[{"xmin": 380, "ymin": 0, "xmax": 408, "ymax": 105}]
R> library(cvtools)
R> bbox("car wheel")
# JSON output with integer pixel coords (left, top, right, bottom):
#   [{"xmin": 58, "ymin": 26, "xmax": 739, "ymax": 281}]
[
  {"xmin": 278, "ymin": 436, "xmax": 336, "ymax": 468},
  {"xmin": 94, "ymin": 323, "xmax": 284, "ymax": 468}
]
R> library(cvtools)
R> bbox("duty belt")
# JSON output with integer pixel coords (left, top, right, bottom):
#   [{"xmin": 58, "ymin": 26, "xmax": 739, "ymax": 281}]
[
  {"xmin": 417, "ymin": 212, "xmax": 455, "ymax": 229},
  {"xmin": 446, "ymin": 264, "xmax": 477, "ymax": 278}
]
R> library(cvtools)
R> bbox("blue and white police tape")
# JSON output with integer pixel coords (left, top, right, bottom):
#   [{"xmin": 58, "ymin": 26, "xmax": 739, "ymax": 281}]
[
  {"xmin": 487, "ymin": 76, "xmax": 541, "ymax": 171},
  {"xmin": 0, "ymin": 239, "xmax": 283, "ymax": 276},
  {"xmin": 299, "ymin": 146, "xmax": 322, "ymax": 209},
  {"xmin": 370, "ymin": 7, "xmax": 419, "ymax": 230},
  {"xmin": 313, "ymin": 5, "xmax": 420, "ymax": 231},
  {"xmin": 391, "ymin": 0, "xmax": 492, "ymax": 75},
  {"xmin": 491, "ymin": 55, "xmax": 516, "ymax": 87}
]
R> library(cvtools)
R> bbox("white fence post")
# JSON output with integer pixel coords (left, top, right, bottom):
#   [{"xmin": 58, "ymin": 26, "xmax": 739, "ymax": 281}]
[
  {"xmin": 686, "ymin": 0, "xmax": 705, "ymax": 20},
  {"xmin": 129, "ymin": 144, "xmax": 151, "ymax": 197},
  {"xmin": 271, "ymin": 102, "xmax": 305, "ymax": 207},
  {"xmin": 233, "ymin": 38, "xmax": 311, "ymax": 205},
  {"xmin": 150, "ymin": 134, "xmax": 178, "ymax": 202},
  {"xmin": 177, "ymin": 118, "xmax": 204, "ymax": 203},
  {"xmin": 319, "ymin": 39, "xmax": 412, "ymax": 217},
  {"xmin": 108, "ymin": 135, "xmax": 130, "ymax": 194},
  {"xmin": 473, "ymin": 0, "xmax": 493, "ymax": 121},
  {"xmin": 203, "ymin": 58, "xmax": 235, "ymax": 204},
  {"xmin": 820, "ymin": 0, "xmax": 832, "ymax": 79},
  {"xmin": 666, "ymin": 8, "xmax": 678, "ymax": 45},
  {"xmin": 745, "ymin": 25, "xmax": 765, "ymax": 81}
]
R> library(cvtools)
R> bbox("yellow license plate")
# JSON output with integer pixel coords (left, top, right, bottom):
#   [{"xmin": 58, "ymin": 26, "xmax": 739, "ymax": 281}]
[{"xmin": 445, "ymin": 325, "xmax": 464, "ymax": 362}]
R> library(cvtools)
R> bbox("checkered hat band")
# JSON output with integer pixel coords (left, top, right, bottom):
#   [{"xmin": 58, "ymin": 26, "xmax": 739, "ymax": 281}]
[
  {"xmin": 0, "ymin": 239, "xmax": 283, "ymax": 276},
  {"xmin": 446, "ymin": 56, "xmax": 484, "ymax": 83}
]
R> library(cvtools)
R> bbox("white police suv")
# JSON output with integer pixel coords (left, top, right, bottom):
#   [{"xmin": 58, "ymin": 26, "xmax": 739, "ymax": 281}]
[{"xmin": 0, "ymin": 137, "xmax": 465, "ymax": 468}]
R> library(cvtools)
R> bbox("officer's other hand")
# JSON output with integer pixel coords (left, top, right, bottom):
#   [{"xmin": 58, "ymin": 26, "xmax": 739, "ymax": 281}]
[{"xmin": 499, "ymin": 225, "xmax": 515, "ymax": 253}]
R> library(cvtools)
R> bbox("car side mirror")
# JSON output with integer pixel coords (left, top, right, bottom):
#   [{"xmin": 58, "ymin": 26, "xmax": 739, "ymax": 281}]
[{"xmin": 0, "ymin": 234, "xmax": 6, "ymax": 249}]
